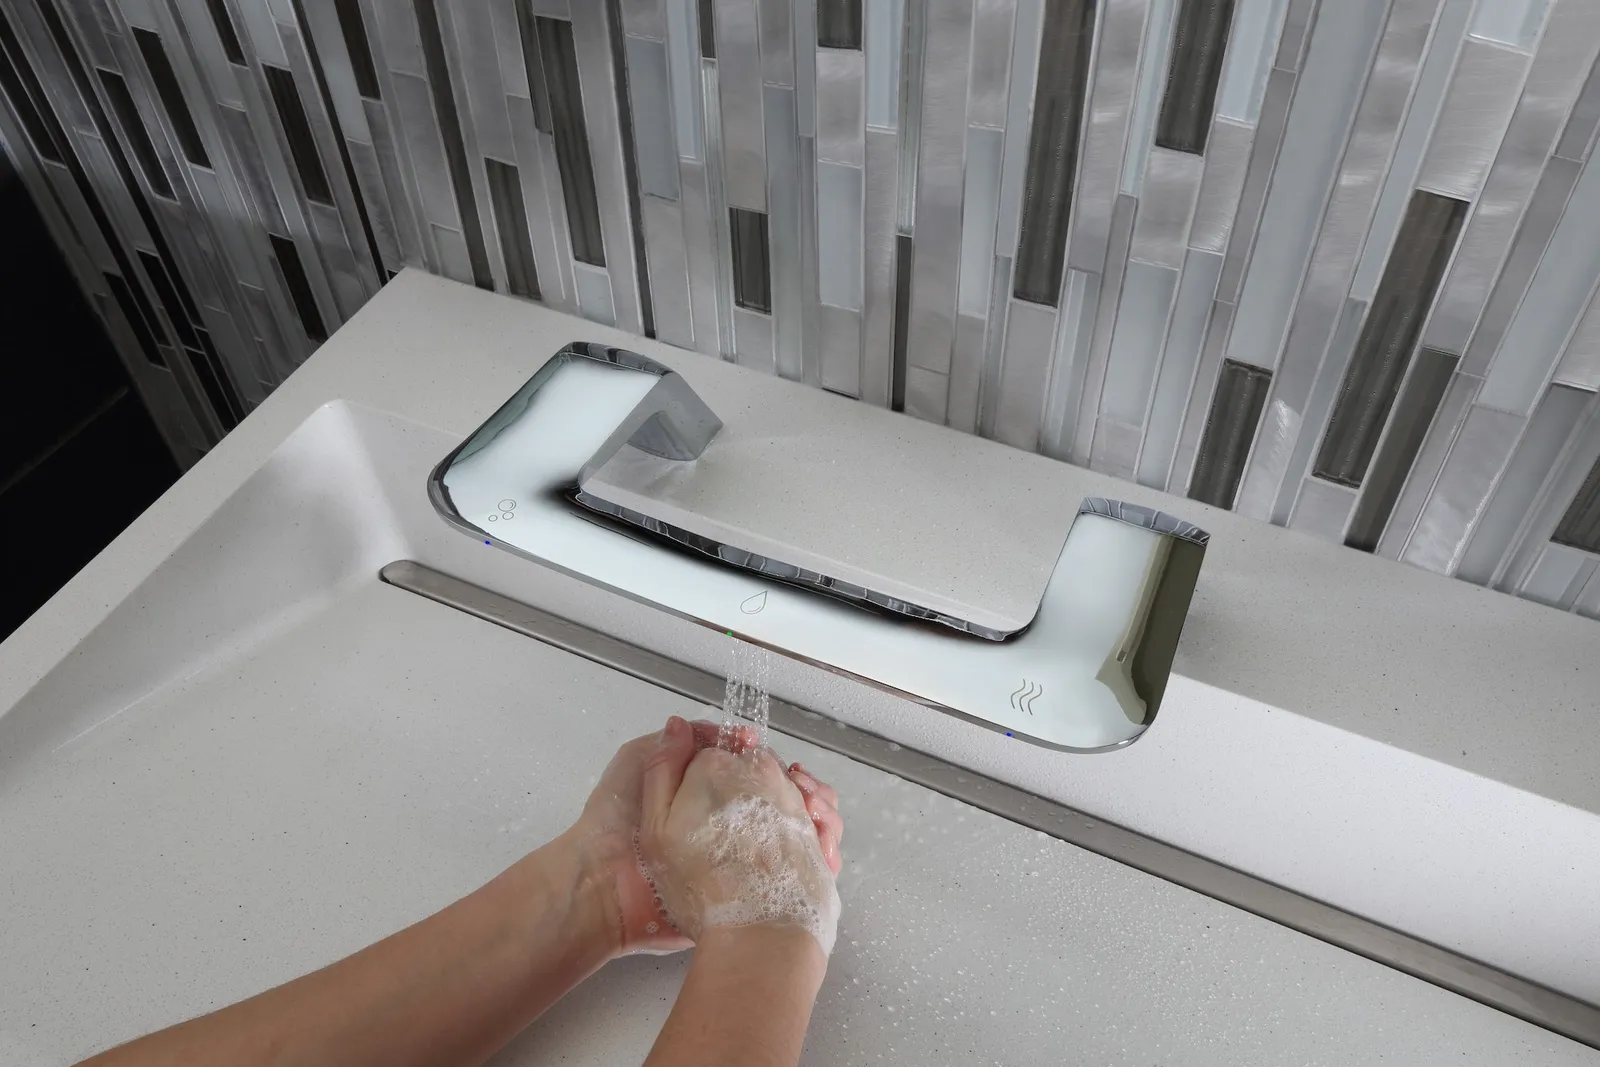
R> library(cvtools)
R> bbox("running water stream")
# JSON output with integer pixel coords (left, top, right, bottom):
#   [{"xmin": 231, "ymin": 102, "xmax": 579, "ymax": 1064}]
[{"xmin": 720, "ymin": 638, "xmax": 772, "ymax": 751}]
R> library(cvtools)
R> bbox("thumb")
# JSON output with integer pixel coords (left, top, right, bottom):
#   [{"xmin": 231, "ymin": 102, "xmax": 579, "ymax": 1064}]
[{"xmin": 641, "ymin": 715, "xmax": 695, "ymax": 840}]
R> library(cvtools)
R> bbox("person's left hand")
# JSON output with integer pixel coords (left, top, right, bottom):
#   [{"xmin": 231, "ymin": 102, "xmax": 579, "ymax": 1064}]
[{"xmin": 572, "ymin": 716, "xmax": 843, "ymax": 957}]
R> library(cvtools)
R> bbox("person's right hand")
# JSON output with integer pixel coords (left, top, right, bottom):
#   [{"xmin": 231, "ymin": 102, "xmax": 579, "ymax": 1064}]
[{"xmin": 636, "ymin": 720, "xmax": 843, "ymax": 956}]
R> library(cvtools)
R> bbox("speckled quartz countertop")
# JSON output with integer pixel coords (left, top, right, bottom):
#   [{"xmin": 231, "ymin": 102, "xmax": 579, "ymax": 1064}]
[{"xmin": 2, "ymin": 270, "xmax": 1597, "ymax": 1064}]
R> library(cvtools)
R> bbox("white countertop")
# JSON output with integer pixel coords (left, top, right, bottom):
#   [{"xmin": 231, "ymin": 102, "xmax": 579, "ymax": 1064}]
[{"xmin": 2, "ymin": 270, "xmax": 1597, "ymax": 1062}]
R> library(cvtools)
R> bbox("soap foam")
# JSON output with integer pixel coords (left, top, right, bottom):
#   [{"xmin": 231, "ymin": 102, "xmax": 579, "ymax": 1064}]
[
  {"xmin": 697, "ymin": 796, "xmax": 840, "ymax": 956},
  {"xmin": 638, "ymin": 794, "xmax": 840, "ymax": 956}
]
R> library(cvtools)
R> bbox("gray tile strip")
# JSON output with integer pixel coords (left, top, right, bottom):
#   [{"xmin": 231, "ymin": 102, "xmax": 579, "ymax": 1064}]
[
  {"xmin": 903, "ymin": 0, "xmax": 972, "ymax": 375},
  {"xmin": 1345, "ymin": 345, "xmax": 1458, "ymax": 553},
  {"xmin": 625, "ymin": 34, "xmax": 681, "ymax": 199},
  {"xmin": 484, "ymin": 156, "xmax": 540, "ymax": 298},
  {"xmin": 1188, "ymin": 358, "xmax": 1272, "ymax": 508},
  {"xmin": 1064, "ymin": 0, "xmax": 1141, "ymax": 276},
  {"xmin": 1168, "ymin": 298, "xmax": 1236, "ymax": 494},
  {"xmin": 1154, "ymin": 0, "xmax": 1234, "ymax": 153},
  {"xmin": 860, "ymin": 126, "xmax": 899, "ymax": 405},
  {"xmin": 711, "ymin": 0, "xmax": 766, "ymax": 210},
  {"xmin": 764, "ymin": 85, "xmax": 804, "ymax": 380},
  {"xmin": 1554, "ymin": 449, "xmax": 1600, "ymax": 553},
  {"xmin": 1314, "ymin": 192, "xmax": 1467, "ymax": 487}
]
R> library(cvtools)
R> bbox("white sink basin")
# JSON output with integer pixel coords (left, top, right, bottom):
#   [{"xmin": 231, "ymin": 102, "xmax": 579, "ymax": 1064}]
[{"xmin": 0, "ymin": 405, "xmax": 1592, "ymax": 1065}]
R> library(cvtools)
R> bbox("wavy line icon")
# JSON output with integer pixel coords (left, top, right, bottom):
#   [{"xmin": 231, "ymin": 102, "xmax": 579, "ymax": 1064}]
[{"xmin": 1009, "ymin": 680, "xmax": 1042, "ymax": 714}]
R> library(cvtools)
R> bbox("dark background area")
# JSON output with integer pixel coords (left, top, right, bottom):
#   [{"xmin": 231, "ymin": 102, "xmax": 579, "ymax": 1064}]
[{"xmin": 1, "ymin": 162, "xmax": 179, "ymax": 641}]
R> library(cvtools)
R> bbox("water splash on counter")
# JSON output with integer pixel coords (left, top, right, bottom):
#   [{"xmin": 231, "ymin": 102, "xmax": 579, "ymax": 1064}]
[{"xmin": 720, "ymin": 638, "xmax": 772, "ymax": 752}]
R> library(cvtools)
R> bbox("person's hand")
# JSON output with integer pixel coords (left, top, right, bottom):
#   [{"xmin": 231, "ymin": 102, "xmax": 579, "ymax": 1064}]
[
  {"xmin": 571, "ymin": 717, "xmax": 842, "ymax": 957},
  {"xmin": 635, "ymin": 722, "xmax": 844, "ymax": 956}
]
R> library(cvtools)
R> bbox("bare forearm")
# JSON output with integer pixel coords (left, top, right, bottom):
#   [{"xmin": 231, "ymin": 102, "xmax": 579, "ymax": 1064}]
[
  {"xmin": 645, "ymin": 926, "xmax": 827, "ymax": 1067},
  {"xmin": 80, "ymin": 830, "xmax": 617, "ymax": 1067}
]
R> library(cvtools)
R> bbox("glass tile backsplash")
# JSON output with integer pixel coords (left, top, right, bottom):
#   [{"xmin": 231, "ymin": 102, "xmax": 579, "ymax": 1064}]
[{"xmin": 1, "ymin": 0, "xmax": 1598, "ymax": 619}]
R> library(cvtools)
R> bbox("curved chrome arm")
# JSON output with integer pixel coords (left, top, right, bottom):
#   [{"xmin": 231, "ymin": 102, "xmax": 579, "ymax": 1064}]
[{"xmin": 429, "ymin": 343, "xmax": 1210, "ymax": 751}]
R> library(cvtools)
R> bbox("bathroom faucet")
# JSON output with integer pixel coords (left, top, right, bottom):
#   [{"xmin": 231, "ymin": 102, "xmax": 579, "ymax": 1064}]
[{"xmin": 428, "ymin": 341, "xmax": 1209, "ymax": 751}]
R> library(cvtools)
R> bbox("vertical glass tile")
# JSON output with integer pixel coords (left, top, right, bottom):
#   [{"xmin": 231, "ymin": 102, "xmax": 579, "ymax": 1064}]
[
  {"xmin": 485, "ymin": 157, "xmax": 541, "ymax": 299},
  {"xmin": 958, "ymin": 127, "xmax": 1002, "ymax": 317},
  {"xmin": 97, "ymin": 68, "xmax": 176, "ymax": 199},
  {"xmin": 1349, "ymin": 0, "xmax": 1473, "ymax": 302},
  {"xmin": 818, "ymin": 0, "xmax": 864, "ymax": 49},
  {"xmin": 1013, "ymin": 0, "xmax": 1094, "ymax": 305},
  {"xmin": 1469, "ymin": 0, "xmax": 1554, "ymax": 51},
  {"xmin": 514, "ymin": 0, "xmax": 554, "ymax": 133},
  {"xmin": 891, "ymin": 232, "xmax": 912, "ymax": 410},
  {"xmin": 1481, "ymin": 148, "xmax": 1600, "ymax": 417},
  {"xmin": 204, "ymin": 0, "xmax": 247, "ymax": 65},
  {"xmin": 865, "ymin": 0, "xmax": 902, "ymax": 129},
  {"xmin": 730, "ymin": 206, "xmax": 771, "ymax": 311},
  {"xmin": 894, "ymin": 0, "xmax": 925, "ymax": 233},
  {"xmin": 625, "ymin": 35, "xmax": 681, "ymax": 199},
  {"xmin": 1215, "ymin": 0, "xmax": 1288, "ymax": 123},
  {"xmin": 334, "ymin": 0, "xmax": 382, "ymax": 99},
  {"xmin": 192, "ymin": 327, "xmax": 244, "ymax": 425},
  {"xmin": 1344, "ymin": 346, "xmax": 1458, "ymax": 553},
  {"xmin": 290, "ymin": 0, "xmax": 386, "ymax": 284},
  {"xmin": 575, "ymin": 262, "xmax": 619, "ymax": 325},
  {"xmin": 413, "ymin": 0, "xmax": 494, "ymax": 288},
  {"xmin": 1553, "ymin": 453, "xmax": 1600, "ymax": 552},
  {"xmin": 0, "ymin": 9, "xmax": 68, "ymax": 163},
  {"xmin": 104, "ymin": 272, "xmax": 166, "ymax": 366},
  {"xmin": 1316, "ymin": 191, "xmax": 1467, "ymax": 486},
  {"xmin": 1189, "ymin": 358, "xmax": 1272, "ymax": 508},
  {"xmin": 1156, "ymin": 0, "xmax": 1236, "ymax": 154},
  {"xmin": 1458, "ymin": 384, "xmax": 1591, "ymax": 582},
  {"xmin": 132, "ymin": 28, "xmax": 211, "ymax": 167},
  {"xmin": 1102, "ymin": 261, "xmax": 1179, "ymax": 425},
  {"xmin": 1139, "ymin": 249, "xmax": 1222, "ymax": 488},
  {"xmin": 270, "ymin": 233, "xmax": 329, "ymax": 342},
  {"xmin": 1122, "ymin": 0, "xmax": 1180, "ymax": 194},
  {"xmin": 136, "ymin": 249, "xmax": 199, "ymax": 349},
  {"xmin": 698, "ymin": 0, "xmax": 717, "ymax": 56},
  {"xmin": 534, "ymin": 14, "xmax": 607, "ymax": 267},
  {"xmin": 817, "ymin": 162, "xmax": 864, "ymax": 310},
  {"xmin": 665, "ymin": 0, "xmax": 703, "ymax": 159},
  {"xmin": 264, "ymin": 65, "xmax": 335, "ymax": 205},
  {"xmin": 184, "ymin": 339, "xmax": 240, "ymax": 431}
]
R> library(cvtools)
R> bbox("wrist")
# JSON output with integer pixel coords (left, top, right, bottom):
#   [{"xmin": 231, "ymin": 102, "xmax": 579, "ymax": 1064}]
[
  {"xmin": 512, "ymin": 829, "xmax": 625, "ymax": 963},
  {"xmin": 694, "ymin": 923, "xmax": 828, "ymax": 990}
]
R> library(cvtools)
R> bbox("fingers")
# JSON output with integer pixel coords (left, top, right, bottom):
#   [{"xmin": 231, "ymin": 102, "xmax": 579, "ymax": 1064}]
[
  {"xmin": 788, "ymin": 763, "xmax": 838, "ymax": 808},
  {"xmin": 688, "ymin": 718, "xmax": 761, "ymax": 754},
  {"xmin": 640, "ymin": 715, "xmax": 696, "ymax": 841},
  {"xmin": 788, "ymin": 763, "xmax": 844, "ymax": 875}
]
